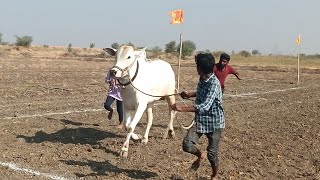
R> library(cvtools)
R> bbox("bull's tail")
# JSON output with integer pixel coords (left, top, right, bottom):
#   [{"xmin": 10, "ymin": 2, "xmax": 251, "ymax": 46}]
[{"xmin": 181, "ymin": 120, "xmax": 194, "ymax": 130}]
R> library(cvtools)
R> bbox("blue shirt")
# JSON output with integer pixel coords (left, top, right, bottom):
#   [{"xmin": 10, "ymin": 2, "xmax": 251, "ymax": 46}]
[{"xmin": 194, "ymin": 73, "xmax": 224, "ymax": 133}]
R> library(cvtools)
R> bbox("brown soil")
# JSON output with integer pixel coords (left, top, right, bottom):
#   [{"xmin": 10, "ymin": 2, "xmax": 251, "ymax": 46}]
[{"xmin": 0, "ymin": 50, "xmax": 319, "ymax": 180}]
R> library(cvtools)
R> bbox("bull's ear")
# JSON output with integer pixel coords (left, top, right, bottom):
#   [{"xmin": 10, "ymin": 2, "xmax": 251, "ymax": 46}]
[{"xmin": 103, "ymin": 48, "xmax": 116, "ymax": 56}]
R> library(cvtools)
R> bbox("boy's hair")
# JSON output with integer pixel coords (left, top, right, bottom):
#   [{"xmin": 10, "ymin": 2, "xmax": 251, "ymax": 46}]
[
  {"xmin": 220, "ymin": 53, "xmax": 230, "ymax": 62},
  {"xmin": 195, "ymin": 53, "xmax": 215, "ymax": 74}
]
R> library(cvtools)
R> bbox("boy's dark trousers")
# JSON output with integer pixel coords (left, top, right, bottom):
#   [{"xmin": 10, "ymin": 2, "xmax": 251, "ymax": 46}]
[{"xmin": 182, "ymin": 124, "xmax": 222, "ymax": 167}]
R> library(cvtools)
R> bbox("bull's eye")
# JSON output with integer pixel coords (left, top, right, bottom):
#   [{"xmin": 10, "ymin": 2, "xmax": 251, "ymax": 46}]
[{"xmin": 127, "ymin": 56, "xmax": 131, "ymax": 59}]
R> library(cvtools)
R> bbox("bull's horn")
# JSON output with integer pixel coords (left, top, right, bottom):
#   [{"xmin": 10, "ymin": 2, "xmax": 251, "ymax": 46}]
[
  {"xmin": 140, "ymin": 47, "xmax": 147, "ymax": 51},
  {"xmin": 182, "ymin": 120, "xmax": 194, "ymax": 130}
]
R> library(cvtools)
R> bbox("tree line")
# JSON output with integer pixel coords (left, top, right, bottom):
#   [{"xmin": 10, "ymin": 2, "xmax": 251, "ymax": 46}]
[{"xmin": 6, "ymin": 33, "xmax": 316, "ymax": 59}]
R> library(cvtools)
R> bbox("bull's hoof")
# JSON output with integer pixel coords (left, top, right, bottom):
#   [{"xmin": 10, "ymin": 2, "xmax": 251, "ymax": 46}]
[
  {"xmin": 120, "ymin": 151, "xmax": 128, "ymax": 158},
  {"xmin": 168, "ymin": 130, "xmax": 175, "ymax": 139},
  {"xmin": 141, "ymin": 138, "xmax": 148, "ymax": 144},
  {"xmin": 120, "ymin": 147, "xmax": 129, "ymax": 158},
  {"xmin": 131, "ymin": 133, "xmax": 142, "ymax": 140},
  {"xmin": 163, "ymin": 131, "xmax": 168, "ymax": 139}
]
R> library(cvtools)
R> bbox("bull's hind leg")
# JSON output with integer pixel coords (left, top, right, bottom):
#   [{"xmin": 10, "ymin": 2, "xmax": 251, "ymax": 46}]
[
  {"xmin": 142, "ymin": 104, "xmax": 153, "ymax": 144},
  {"xmin": 163, "ymin": 95, "xmax": 176, "ymax": 139}
]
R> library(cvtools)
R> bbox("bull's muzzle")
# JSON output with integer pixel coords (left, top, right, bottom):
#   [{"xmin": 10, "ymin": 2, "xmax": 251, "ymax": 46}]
[{"xmin": 109, "ymin": 69, "xmax": 117, "ymax": 76}]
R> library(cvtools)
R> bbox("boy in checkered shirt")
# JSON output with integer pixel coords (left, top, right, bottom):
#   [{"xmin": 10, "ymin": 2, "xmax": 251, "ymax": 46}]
[{"xmin": 172, "ymin": 53, "xmax": 224, "ymax": 180}]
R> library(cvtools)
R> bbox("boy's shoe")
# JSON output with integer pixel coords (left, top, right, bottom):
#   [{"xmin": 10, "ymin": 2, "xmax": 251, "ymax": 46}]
[{"xmin": 107, "ymin": 109, "xmax": 113, "ymax": 120}]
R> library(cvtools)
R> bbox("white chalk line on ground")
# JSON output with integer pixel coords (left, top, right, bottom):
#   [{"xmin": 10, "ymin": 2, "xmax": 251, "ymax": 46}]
[
  {"xmin": 224, "ymin": 87, "xmax": 304, "ymax": 97},
  {"xmin": 3, "ymin": 108, "xmax": 105, "ymax": 120},
  {"xmin": 0, "ymin": 161, "xmax": 70, "ymax": 180},
  {"xmin": 1, "ymin": 101, "xmax": 184, "ymax": 120},
  {"xmin": 243, "ymin": 78, "xmax": 278, "ymax": 82},
  {"xmin": 1, "ymin": 87, "xmax": 307, "ymax": 120}
]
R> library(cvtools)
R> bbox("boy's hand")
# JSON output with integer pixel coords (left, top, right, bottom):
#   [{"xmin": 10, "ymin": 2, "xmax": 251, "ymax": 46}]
[
  {"xmin": 180, "ymin": 91, "xmax": 189, "ymax": 99},
  {"xmin": 171, "ymin": 104, "xmax": 182, "ymax": 112},
  {"xmin": 109, "ymin": 79, "xmax": 116, "ymax": 88}
]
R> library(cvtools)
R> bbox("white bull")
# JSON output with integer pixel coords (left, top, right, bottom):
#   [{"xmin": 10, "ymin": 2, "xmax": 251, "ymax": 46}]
[{"xmin": 103, "ymin": 45, "xmax": 176, "ymax": 157}]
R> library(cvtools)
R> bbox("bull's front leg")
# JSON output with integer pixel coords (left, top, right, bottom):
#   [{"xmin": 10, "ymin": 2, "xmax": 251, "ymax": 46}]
[
  {"xmin": 120, "ymin": 103, "xmax": 147, "ymax": 158},
  {"xmin": 123, "ymin": 106, "xmax": 141, "ymax": 140},
  {"xmin": 123, "ymin": 106, "xmax": 131, "ymax": 130},
  {"xmin": 142, "ymin": 104, "xmax": 153, "ymax": 144}
]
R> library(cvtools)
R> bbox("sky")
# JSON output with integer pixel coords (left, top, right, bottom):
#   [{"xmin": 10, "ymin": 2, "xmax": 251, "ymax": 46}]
[{"xmin": 1, "ymin": 0, "xmax": 320, "ymax": 55}]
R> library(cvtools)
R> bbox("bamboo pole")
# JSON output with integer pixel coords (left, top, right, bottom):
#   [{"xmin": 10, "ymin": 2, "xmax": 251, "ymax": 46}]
[
  {"xmin": 297, "ymin": 44, "xmax": 300, "ymax": 84},
  {"xmin": 177, "ymin": 33, "xmax": 183, "ymax": 91}
]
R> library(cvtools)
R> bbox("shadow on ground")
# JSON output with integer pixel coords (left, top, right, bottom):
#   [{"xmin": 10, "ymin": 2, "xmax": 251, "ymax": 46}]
[
  {"xmin": 16, "ymin": 118, "xmax": 124, "ymax": 147},
  {"xmin": 61, "ymin": 159, "xmax": 158, "ymax": 179}
]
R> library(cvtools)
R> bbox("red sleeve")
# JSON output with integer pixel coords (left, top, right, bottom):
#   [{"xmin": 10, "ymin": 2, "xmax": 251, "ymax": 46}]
[
  {"xmin": 213, "ymin": 65, "xmax": 217, "ymax": 74},
  {"xmin": 228, "ymin": 65, "xmax": 237, "ymax": 74}
]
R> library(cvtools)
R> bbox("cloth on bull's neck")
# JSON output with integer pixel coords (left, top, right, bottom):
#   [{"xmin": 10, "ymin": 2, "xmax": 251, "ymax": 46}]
[{"xmin": 117, "ymin": 60, "xmax": 139, "ymax": 86}]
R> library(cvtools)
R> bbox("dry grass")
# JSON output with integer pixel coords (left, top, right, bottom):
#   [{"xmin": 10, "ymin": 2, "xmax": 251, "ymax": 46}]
[
  {"xmin": 231, "ymin": 55, "xmax": 320, "ymax": 69},
  {"xmin": 1, "ymin": 45, "xmax": 319, "ymax": 69}
]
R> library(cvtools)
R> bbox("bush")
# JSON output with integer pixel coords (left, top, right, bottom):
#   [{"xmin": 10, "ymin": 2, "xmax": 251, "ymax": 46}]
[
  {"xmin": 67, "ymin": 43, "xmax": 72, "ymax": 52},
  {"xmin": 99, "ymin": 51, "xmax": 107, "ymax": 58},
  {"xmin": 149, "ymin": 46, "xmax": 162, "ymax": 53},
  {"xmin": 252, "ymin": 49, "xmax": 260, "ymax": 55},
  {"xmin": 239, "ymin": 50, "xmax": 251, "ymax": 58},
  {"xmin": 1, "ymin": 42, "xmax": 9, "ymax": 46},
  {"xmin": 148, "ymin": 46, "xmax": 162, "ymax": 58},
  {"xmin": 212, "ymin": 51, "xmax": 225, "ymax": 59},
  {"xmin": 165, "ymin": 41, "xmax": 176, "ymax": 53},
  {"xmin": 43, "ymin": 44, "xmax": 49, "ymax": 48},
  {"xmin": 15, "ymin": 36, "xmax": 33, "ymax": 47},
  {"xmin": 111, "ymin": 42, "xmax": 119, "ymax": 49},
  {"xmin": 0, "ymin": 33, "xmax": 7, "ymax": 45},
  {"xmin": 127, "ymin": 42, "xmax": 135, "ymax": 48},
  {"xmin": 89, "ymin": 43, "xmax": 95, "ymax": 48}
]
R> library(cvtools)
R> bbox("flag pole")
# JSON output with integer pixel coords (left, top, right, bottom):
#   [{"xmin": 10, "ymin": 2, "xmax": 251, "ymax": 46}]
[
  {"xmin": 296, "ymin": 34, "xmax": 301, "ymax": 84},
  {"xmin": 169, "ymin": 9, "xmax": 184, "ymax": 92},
  {"xmin": 177, "ymin": 33, "xmax": 183, "ymax": 92},
  {"xmin": 297, "ymin": 44, "xmax": 300, "ymax": 84}
]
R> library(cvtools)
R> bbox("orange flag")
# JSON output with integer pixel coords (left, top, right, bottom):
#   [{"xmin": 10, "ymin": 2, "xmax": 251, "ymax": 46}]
[
  {"xmin": 170, "ymin": 9, "xmax": 184, "ymax": 24},
  {"xmin": 296, "ymin": 34, "xmax": 301, "ymax": 45}
]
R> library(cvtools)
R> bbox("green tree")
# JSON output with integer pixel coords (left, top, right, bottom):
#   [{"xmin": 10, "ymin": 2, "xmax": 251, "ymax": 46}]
[
  {"xmin": 111, "ymin": 42, "xmax": 119, "ymax": 49},
  {"xmin": 0, "ymin": 33, "xmax": 2, "ymax": 43},
  {"xmin": 165, "ymin": 41, "xmax": 176, "ymax": 53},
  {"xmin": 176, "ymin": 40, "xmax": 196, "ymax": 59},
  {"xmin": 89, "ymin": 43, "xmax": 95, "ymax": 48},
  {"xmin": 15, "ymin": 36, "xmax": 33, "ymax": 47}
]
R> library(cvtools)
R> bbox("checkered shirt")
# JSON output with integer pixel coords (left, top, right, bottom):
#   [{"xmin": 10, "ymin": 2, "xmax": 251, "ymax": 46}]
[{"xmin": 194, "ymin": 74, "xmax": 225, "ymax": 133}]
